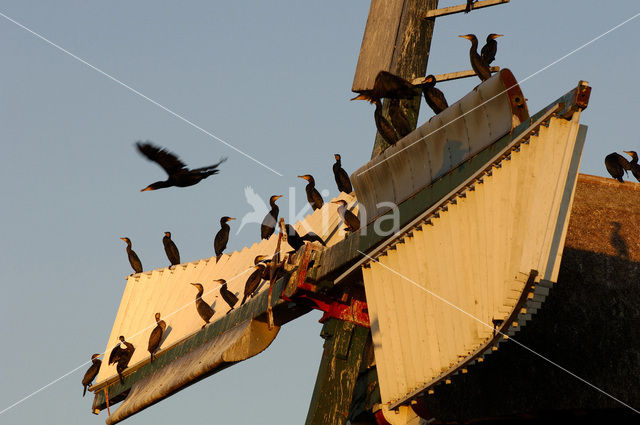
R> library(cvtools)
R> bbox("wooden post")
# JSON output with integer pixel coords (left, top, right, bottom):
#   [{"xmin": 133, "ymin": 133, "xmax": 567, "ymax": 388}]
[
  {"xmin": 353, "ymin": 0, "xmax": 439, "ymax": 159},
  {"xmin": 305, "ymin": 319, "xmax": 370, "ymax": 425}
]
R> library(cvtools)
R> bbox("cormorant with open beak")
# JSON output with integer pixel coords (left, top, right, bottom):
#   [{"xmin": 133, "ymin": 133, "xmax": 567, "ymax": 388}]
[
  {"xmin": 261, "ymin": 195, "xmax": 282, "ymax": 239},
  {"xmin": 120, "ymin": 237, "xmax": 143, "ymax": 275},
  {"xmin": 214, "ymin": 216, "xmax": 235, "ymax": 262},
  {"xmin": 333, "ymin": 154, "xmax": 353, "ymax": 194},
  {"xmin": 459, "ymin": 34, "xmax": 492, "ymax": 81},
  {"xmin": 481, "ymin": 33, "xmax": 503, "ymax": 66},
  {"xmin": 416, "ymin": 75, "xmax": 449, "ymax": 115},
  {"xmin": 136, "ymin": 141, "xmax": 227, "ymax": 191},
  {"xmin": 190, "ymin": 283, "xmax": 214, "ymax": 328},
  {"xmin": 108, "ymin": 336, "xmax": 135, "ymax": 384},
  {"xmin": 624, "ymin": 151, "xmax": 640, "ymax": 181},
  {"xmin": 215, "ymin": 279, "xmax": 239, "ymax": 313},
  {"xmin": 147, "ymin": 312, "xmax": 166, "ymax": 364},
  {"xmin": 163, "ymin": 232, "xmax": 180, "ymax": 268},
  {"xmin": 605, "ymin": 152, "xmax": 630, "ymax": 182},
  {"xmin": 298, "ymin": 174, "xmax": 324, "ymax": 210},
  {"xmin": 82, "ymin": 354, "xmax": 101, "ymax": 397},
  {"xmin": 240, "ymin": 255, "xmax": 269, "ymax": 305},
  {"xmin": 332, "ymin": 200, "xmax": 361, "ymax": 233}
]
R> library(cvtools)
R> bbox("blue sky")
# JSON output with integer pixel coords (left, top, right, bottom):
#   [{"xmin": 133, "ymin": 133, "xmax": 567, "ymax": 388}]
[{"xmin": 1, "ymin": 1, "xmax": 639, "ymax": 424}]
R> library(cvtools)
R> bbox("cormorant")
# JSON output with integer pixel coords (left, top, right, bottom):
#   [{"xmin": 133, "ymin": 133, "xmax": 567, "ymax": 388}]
[
  {"xmin": 215, "ymin": 279, "xmax": 239, "ymax": 313},
  {"xmin": 373, "ymin": 99, "xmax": 399, "ymax": 145},
  {"xmin": 459, "ymin": 34, "xmax": 492, "ymax": 81},
  {"xmin": 108, "ymin": 336, "xmax": 135, "ymax": 384},
  {"xmin": 605, "ymin": 152, "xmax": 631, "ymax": 182},
  {"xmin": 240, "ymin": 255, "xmax": 269, "ymax": 305},
  {"xmin": 261, "ymin": 195, "xmax": 283, "ymax": 239},
  {"xmin": 333, "ymin": 154, "xmax": 353, "ymax": 194},
  {"xmin": 147, "ymin": 312, "xmax": 166, "ymax": 364},
  {"xmin": 136, "ymin": 141, "xmax": 227, "ymax": 191},
  {"xmin": 481, "ymin": 34, "xmax": 503, "ymax": 66},
  {"xmin": 298, "ymin": 175, "xmax": 324, "ymax": 210},
  {"xmin": 190, "ymin": 283, "xmax": 215, "ymax": 328},
  {"xmin": 465, "ymin": 0, "xmax": 475, "ymax": 13},
  {"xmin": 624, "ymin": 151, "xmax": 640, "ymax": 181},
  {"xmin": 214, "ymin": 216, "xmax": 236, "ymax": 262},
  {"xmin": 120, "ymin": 237, "xmax": 143, "ymax": 275},
  {"xmin": 416, "ymin": 75, "xmax": 449, "ymax": 115},
  {"xmin": 82, "ymin": 354, "xmax": 101, "ymax": 397},
  {"xmin": 332, "ymin": 200, "xmax": 361, "ymax": 233},
  {"xmin": 284, "ymin": 224, "xmax": 326, "ymax": 251},
  {"xmin": 388, "ymin": 99, "xmax": 412, "ymax": 138},
  {"xmin": 163, "ymin": 232, "xmax": 180, "ymax": 267}
]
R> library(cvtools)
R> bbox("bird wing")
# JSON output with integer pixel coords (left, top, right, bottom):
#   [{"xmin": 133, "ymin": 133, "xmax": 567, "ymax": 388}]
[
  {"xmin": 136, "ymin": 141, "xmax": 187, "ymax": 175},
  {"xmin": 481, "ymin": 43, "xmax": 496, "ymax": 66},
  {"xmin": 108, "ymin": 345, "xmax": 122, "ymax": 365},
  {"xmin": 190, "ymin": 157, "xmax": 228, "ymax": 174},
  {"xmin": 618, "ymin": 155, "xmax": 631, "ymax": 170},
  {"xmin": 148, "ymin": 325, "xmax": 164, "ymax": 351},
  {"xmin": 375, "ymin": 71, "xmax": 420, "ymax": 99}
]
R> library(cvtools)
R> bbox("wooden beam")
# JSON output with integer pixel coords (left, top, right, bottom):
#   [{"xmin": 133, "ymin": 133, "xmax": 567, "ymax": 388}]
[
  {"xmin": 424, "ymin": 0, "xmax": 510, "ymax": 18},
  {"xmin": 412, "ymin": 66, "xmax": 500, "ymax": 84}
]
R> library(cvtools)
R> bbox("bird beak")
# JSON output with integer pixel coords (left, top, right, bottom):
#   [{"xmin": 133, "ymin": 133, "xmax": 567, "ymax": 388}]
[
  {"xmin": 120, "ymin": 237, "xmax": 126, "ymax": 241},
  {"xmin": 458, "ymin": 35, "xmax": 471, "ymax": 40},
  {"xmin": 275, "ymin": 195, "xmax": 283, "ymax": 200},
  {"xmin": 334, "ymin": 154, "xmax": 340, "ymax": 160},
  {"xmin": 331, "ymin": 200, "xmax": 340, "ymax": 204},
  {"xmin": 297, "ymin": 175, "xmax": 308, "ymax": 180},
  {"xmin": 228, "ymin": 217, "xmax": 236, "ymax": 221},
  {"xmin": 494, "ymin": 34, "xmax": 504, "ymax": 39},
  {"xmin": 350, "ymin": 94, "xmax": 370, "ymax": 102},
  {"xmin": 141, "ymin": 187, "xmax": 153, "ymax": 192}
]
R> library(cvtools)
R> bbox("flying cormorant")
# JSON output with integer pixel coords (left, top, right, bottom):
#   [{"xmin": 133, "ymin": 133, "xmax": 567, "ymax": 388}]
[
  {"xmin": 147, "ymin": 312, "xmax": 166, "ymax": 364},
  {"xmin": 240, "ymin": 256, "xmax": 269, "ymax": 305},
  {"xmin": 459, "ymin": 34, "xmax": 492, "ymax": 81},
  {"xmin": 214, "ymin": 216, "xmax": 236, "ymax": 262},
  {"xmin": 261, "ymin": 195, "xmax": 283, "ymax": 239},
  {"xmin": 108, "ymin": 336, "xmax": 135, "ymax": 384},
  {"xmin": 215, "ymin": 279, "xmax": 239, "ymax": 313},
  {"xmin": 332, "ymin": 154, "xmax": 353, "ymax": 194},
  {"xmin": 605, "ymin": 152, "xmax": 631, "ymax": 182},
  {"xmin": 417, "ymin": 75, "xmax": 449, "ymax": 115},
  {"xmin": 624, "ymin": 151, "xmax": 640, "ymax": 181},
  {"xmin": 82, "ymin": 354, "xmax": 101, "ymax": 397},
  {"xmin": 136, "ymin": 141, "xmax": 227, "ymax": 191},
  {"xmin": 190, "ymin": 283, "xmax": 215, "ymax": 328},
  {"xmin": 481, "ymin": 34, "xmax": 503, "ymax": 66},
  {"xmin": 163, "ymin": 232, "xmax": 180, "ymax": 267},
  {"xmin": 298, "ymin": 175, "xmax": 324, "ymax": 210},
  {"xmin": 120, "ymin": 237, "xmax": 143, "ymax": 275},
  {"xmin": 388, "ymin": 98, "xmax": 412, "ymax": 138},
  {"xmin": 284, "ymin": 224, "xmax": 326, "ymax": 251},
  {"xmin": 332, "ymin": 200, "xmax": 361, "ymax": 233}
]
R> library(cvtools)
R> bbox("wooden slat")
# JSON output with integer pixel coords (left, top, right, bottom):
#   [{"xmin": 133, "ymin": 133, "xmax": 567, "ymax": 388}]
[
  {"xmin": 412, "ymin": 67, "xmax": 500, "ymax": 85},
  {"xmin": 423, "ymin": 0, "xmax": 510, "ymax": 19}
]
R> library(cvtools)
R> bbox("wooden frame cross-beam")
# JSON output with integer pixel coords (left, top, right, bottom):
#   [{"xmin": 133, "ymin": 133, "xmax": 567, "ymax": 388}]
[
  {"xmin": 412, "ymin": 66, "xmax": 500, "ymax": 85},
  {"xmin": 424, "ymin": 0, "xmax": 509, "ymax": 18}
]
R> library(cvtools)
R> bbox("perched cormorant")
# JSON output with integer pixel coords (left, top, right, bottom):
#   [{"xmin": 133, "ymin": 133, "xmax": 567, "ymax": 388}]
[
  {"xmin": 298, "ymin": 175, "xmax": 324, "ymax": 210},
  {"xmin": 147, "ymin": 312, "xmax": 166, "ymax": 364},
  {"xmin": 82, "ymin": 354, "xmax": 101, "ymax": 397},
  {"xmin": 416, "ymin": 75, "xmax": 449, "ymax": 115},
  {"xmin": 605, "ymin": 152, "xmax": 631, "ymax": 182},
  {"xmin": 332, "ymin": 200, "xmax": 361, "ymax": 233},
  {"xmin": 108, "ymin": 336, "xmax": 135, "ymax": 384},
  {"xmin": 465, "ymin": 0, "xmax": 475, "ymax": 13},
  {"xmin": 388, "ymin": 98, "xmax": 412, "ymax": 138},
  {"xmin": 214, "ymin": 216, "xmax": 236, "ymax": 262},
  {"xmin": 624, "ymin": 151, "xmax": 640, "ymax": 181},
  {"xmin": 261, "ymin": 195, "xmax": 283, "ymax": 240},
  {"xmin": 163, "ymin": 232, "xmax": 180, "ymax": 267},
  {"xmin": 459, "ymin": 34, "xmax": 492, "ymax": 81},
  {"xmin": 240, "ymin": 256, "xmax": 269, "ymax": 305},
  {"xmin": 481, "ymin": 34, "xmax": 503, "ymax": 66},
  {"xmin": 351, "ymin": 71, "xmax": 419, "ymax": 146},
  {"xmin": 284, "ymin": 224, "xmax": 326, "ymax": 252},
  {"xmin": 333, "ymin": 154, "xmax": 353, "ymax": 194},
  {"xmin": 120, "ymin": 237, "xmax": 143, "ymax": 275},
  {"xmin": 215, "ymin": 279, "xmax": 239, "ymax": 313},
  {"xmin": 136, "ymin": 141, "xmax": 227, "ymax": 191},
  {"xmin": 190, "ymin": 283, "xmax": 215, "ymax": 328}
]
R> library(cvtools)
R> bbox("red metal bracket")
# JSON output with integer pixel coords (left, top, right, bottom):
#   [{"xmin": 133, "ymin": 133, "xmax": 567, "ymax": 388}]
[{"xmin": 299, "ymin": 293, "xmax": 370, "ymax": 328}]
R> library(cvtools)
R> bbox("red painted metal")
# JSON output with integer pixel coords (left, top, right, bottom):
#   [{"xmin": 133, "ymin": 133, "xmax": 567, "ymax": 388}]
[{"xmin": 374, "ymin": 409, "xmax": 391, "ymax": 425}]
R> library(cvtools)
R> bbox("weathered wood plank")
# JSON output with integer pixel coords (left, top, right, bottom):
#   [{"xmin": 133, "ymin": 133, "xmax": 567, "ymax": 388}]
[
  {"xmin": 412, "ymin": 66, "xmax": 500, "ymax": 84},
  {"xmin": 424, "ymin": 0, "xmax": 510, "ymax": 18}
]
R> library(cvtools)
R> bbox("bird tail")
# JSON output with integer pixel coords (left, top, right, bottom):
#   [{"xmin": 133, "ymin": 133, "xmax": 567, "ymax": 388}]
[
  {"xmin": 216, "ymin": 253, "xmax": 222, "ymax": 263},
  {"xmin": 83, "ymin": 385, "xmax": 87, "ymax": 397},
  {"xmin": 618, "ymin": 177, "xmax": 624, "ymax": 183},
  {"xmin": 118, "ymin": 372, "xmax": 125, "ymax": 385},
  {"xmin": 150, "ymin": 353, "xmax": 154, "ymax": 364},
  {"xmin": 240, "ymin": 294, "xmax": 248, "ymax": 306}
]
